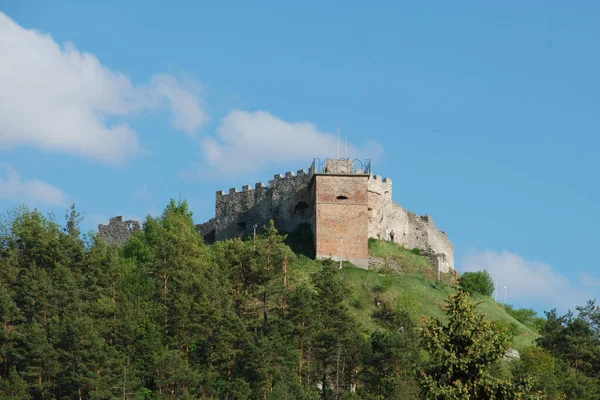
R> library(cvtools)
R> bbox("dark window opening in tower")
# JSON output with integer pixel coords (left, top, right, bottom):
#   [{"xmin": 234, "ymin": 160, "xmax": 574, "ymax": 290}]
[
  {"xmin": 236, "ymin": 222, "xmax": 246, "ymax": 232},
  {"xmin": 294, "ymin": 201, "xmax": 309, "ymax": 215},
  {"xmin": 337, "ymin": 195, "xmax": 348, "ymax": 200}
]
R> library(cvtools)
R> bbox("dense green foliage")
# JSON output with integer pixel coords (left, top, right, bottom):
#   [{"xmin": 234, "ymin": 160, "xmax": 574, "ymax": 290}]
[
  {"xmin": 459, "ymin": 270, "xmax": 495, "ymax": 296},
  {"xmin": 419, "ymin": 291, "xmax": 539, "ymax": 399},
  {"xmin": 0, "ymin": 203, "xmax": 424, "ymax": 399},
  {"xmin": 517, "ymin": 302, "xmax": 600, "ymax": 399},
  {"xmin": 1, "ymin": 202, "xmax": 599, "ymax": 399},
  {"xmin": 503, "ymin": 305, "xmax": 546, "ymax": 333}
]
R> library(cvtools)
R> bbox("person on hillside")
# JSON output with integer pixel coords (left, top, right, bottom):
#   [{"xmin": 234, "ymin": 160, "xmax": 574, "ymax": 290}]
[{"xmin": 390, "ymin": 230, "xmax": 395, "ymax": 242}]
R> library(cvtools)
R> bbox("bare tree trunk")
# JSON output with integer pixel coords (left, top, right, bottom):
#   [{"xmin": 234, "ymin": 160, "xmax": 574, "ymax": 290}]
[
  {"xmin": 158, "ymin": 370, "xmax": 162, "ymax": 395},
  {"xmin": 123, "ymin": 358, "xmax": 129, "ymax": 400},
  {"xmin": 163, "ymin": 269, "xmax": 169, "ymax": 332},
  {"xmin": 336, "ymin": 340, "xmax": 341, "ymax": 399},
  {"xmin": 298, "ymin": 333, "xmax": 304, "ymax": 384},
  {"xmin": 264, "ymin": 242, "xmax": 272, "ymax": 331},
  {"xmin": 226, "ymin": 355, "xmax": 232, "ymax": 400},
  {"xmin": 282, "ymin": 256, "xmax": 289, "ymax": 315},
  {"xmin": 263, "ymin": 290, "xmax": 268, "ymax": 331}
]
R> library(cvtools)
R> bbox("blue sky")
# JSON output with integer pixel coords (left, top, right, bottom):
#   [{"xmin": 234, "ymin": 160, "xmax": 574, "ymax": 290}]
[{"xmin": 1, "ymin": 1, "xmax": 599, "ymax": 314}]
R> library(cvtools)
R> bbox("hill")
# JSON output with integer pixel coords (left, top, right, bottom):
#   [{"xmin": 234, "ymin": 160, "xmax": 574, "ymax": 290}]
[
  {"xmin": 12, "ymin": 204, "xmax": 599, "ymax": 399},
  {"xmin": 288, "ymin": 237, "xmax": 539, "ymax": 351}
]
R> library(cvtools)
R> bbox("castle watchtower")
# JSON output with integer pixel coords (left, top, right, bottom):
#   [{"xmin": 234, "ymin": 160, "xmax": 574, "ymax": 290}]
[{"xmin": 313, "ymin": 158, "xmax": 370, "ymax": 268}]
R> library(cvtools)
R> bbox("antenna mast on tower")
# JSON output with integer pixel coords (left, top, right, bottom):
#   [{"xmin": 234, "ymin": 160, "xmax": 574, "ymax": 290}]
[{"xmin": 337, "ymin": 126, "xmax": 340, "ymax": 159}]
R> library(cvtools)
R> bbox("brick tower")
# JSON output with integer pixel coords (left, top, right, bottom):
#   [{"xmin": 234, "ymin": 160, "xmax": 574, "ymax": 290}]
[{"xmin": 313, "ymin": 159, "xmax": 370, "ymax": 268}]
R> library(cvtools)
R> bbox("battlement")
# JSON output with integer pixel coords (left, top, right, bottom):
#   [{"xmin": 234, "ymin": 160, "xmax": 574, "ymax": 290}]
[
  {"xmin": 216, "ymin": 169, "xmax": 310, "ymax": 198},
  {"xmin": 370, "ymin": 174, "xmax": 392, "ymax": 184},
  {"xmin": 101, "ymin": 156, "xmax": 453, "ymax": 271},
  {"xmin": 215, "ymin": 166, "xmax": 392, "ymax": 200},
  {"xmin": 215, "ymin": 166, "xmax": 393, "ymax": 199}
]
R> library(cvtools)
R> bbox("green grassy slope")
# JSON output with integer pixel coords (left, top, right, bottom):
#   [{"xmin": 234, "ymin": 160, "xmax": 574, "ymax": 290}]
[{"xmin": 289, "ymin": 238, "xmax": 539, "ymax": 350}]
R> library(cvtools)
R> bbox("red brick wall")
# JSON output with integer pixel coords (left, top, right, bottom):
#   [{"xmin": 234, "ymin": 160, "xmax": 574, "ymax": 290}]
[{"xmin": 314, "ymin": 175, "xmax": 369, "ymax": 263}]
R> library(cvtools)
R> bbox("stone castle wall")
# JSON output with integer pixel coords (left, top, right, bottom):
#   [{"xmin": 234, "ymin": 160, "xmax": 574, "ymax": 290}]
[
  {"xmin": 366, "ymin": 175, "xmax": 454, "ymax": 272},
  {"xmin": 201, "ymin": 164, "xmax": 454, "ymax": 271},
  {"xmin": 100, "ymin": 163, "xmax": 454, "ymax": 272},
  {"xmin": 197, "ymin": 169, "xmax": 315, "ymax": 242},
  {"xmin": 97, "ymin": 216, "xmax": 140, "ymax": 245}
]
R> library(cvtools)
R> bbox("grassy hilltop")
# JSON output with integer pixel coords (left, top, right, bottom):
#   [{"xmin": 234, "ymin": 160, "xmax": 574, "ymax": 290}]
[{"xmin": 287, "ymin": 236, "xmax": 539, "ymax": 351}]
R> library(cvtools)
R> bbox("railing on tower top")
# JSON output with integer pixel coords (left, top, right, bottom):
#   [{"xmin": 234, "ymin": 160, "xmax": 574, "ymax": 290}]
[{"xmin": 310, "ymin": 158, "xmax": 371, "ymax": 176}]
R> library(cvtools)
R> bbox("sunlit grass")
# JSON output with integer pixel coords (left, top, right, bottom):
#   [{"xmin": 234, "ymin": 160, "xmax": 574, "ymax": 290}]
[{"xmin": 288, "ymin": 238, "xmax": 539, "ymax": 350}]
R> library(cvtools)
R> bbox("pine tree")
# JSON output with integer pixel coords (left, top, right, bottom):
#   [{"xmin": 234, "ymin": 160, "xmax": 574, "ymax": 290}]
[
  {"xmin": 419, "ymin": 290, "xmax": 541, "ymax": 399},
  {"xmin": 287, "ymin": 284, "xmax": 318, "ymax": 386},
  {"xmin": 251, "ymin": 220, "xmax": 294, "ymax": 332},
  {"xmin": 0, "ymin": 366, "xmax": 30, "ymax": 399},
  {"xmin": 362, "ymin": 303, "xmax": 421, "ymax": 399},
  {"xmin": 311, "ymin": 262, "xmax": 360, "ymax": 399}
]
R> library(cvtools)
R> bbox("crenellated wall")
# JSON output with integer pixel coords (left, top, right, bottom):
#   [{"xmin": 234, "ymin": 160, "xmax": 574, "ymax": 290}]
[
  {"xmin": 206, "ymin": 169, "xmax": 315, "ymax": 241},
  {"xmin": 100, "ymin": 160, "xmax": 454, "ymax": 271}
]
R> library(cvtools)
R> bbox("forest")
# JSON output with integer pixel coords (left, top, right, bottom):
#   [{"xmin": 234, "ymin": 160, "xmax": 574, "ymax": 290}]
[{"xmin": 0, "ymin": 200, "xmax": 599, "ymax": 399}]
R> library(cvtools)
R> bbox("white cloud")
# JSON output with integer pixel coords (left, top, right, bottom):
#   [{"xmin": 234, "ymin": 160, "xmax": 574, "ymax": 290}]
[
  {"xmin": 579, "ymin": 272, "xmax": 600, "ymax": 288},
  {"xmin": 0, "ymin": 165, "xmax": 68, "ymax": 207},
  {"xmin": 0, "ymin": 12, "xmax": 207, "ymax": 164},
  {"xmin": 150, "ymin": 74, "xmax": 208, "ymax": 136},
  {"xmin": 461, "ymin": 249, "xmax": 596, "ymax": 312},
  {"xmin": 197, "ymin": 110, "xmax": 384, "ymax": 177}
]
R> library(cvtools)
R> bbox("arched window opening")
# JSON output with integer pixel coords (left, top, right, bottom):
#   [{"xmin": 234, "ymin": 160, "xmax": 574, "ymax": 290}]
[
  {"xmin": 294, "ymin": 201, "xmax": 309, "ymax": 215},
  {"xmin": 236, "ymin": 222, "xmax": 246, "ymax": 233},
  {"xmin": 337, "ymin": 195, "xmax": 348, "ymax": 200}
]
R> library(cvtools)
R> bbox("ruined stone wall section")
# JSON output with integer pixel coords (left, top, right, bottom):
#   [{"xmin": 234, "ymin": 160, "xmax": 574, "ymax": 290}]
[
  {"xmin": 366, "ymin": 175, "xmax": 454, "ymax": 272},
  {"xmin": 373, "ymin": 202, "xmax": 454, "ymax": 272},
  {"xmin": 98, "ymin": 216, "xmax": 140, "ymax": 246},
  {"xmin": 101, "ymin": 165, "xmax": 454, "ymax": 272},
  {"xmin": 421, "ymin": 215, "xmax": 454, "ymax": 273},
  {"xmin": 367, "ymin": 175, "xmax": 393, "ymax": 239},
  {"xmin": 212, "ymin": 169, "xmax": 314, "ymax": 240}
]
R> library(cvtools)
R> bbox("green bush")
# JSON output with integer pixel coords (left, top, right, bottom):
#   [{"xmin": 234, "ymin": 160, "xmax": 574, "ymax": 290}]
[
  {"xmin": 410, "ymin": 247, "xmax": 422, "ymax": 256},
  {"xmin": 459, "ymin": 270, "xmax": 494, "ymax": 296},
  {"xmin": 371, "ymin": 284, "xmax": 386, "ymax": 294},
  {"xmin": 491, "ymin": 319, "xmax": 520, "ymax": 340},
  {"xmin": 504, "ymin": 304, "xmax": 539, "ymax": 327}
]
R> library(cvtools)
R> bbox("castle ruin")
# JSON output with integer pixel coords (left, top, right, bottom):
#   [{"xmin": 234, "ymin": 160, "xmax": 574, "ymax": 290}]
[
  {"xmin": 98, "ymin": 158, "xmax": 453, "ymax": 271},
  {"xmin": 196, "ymin": 158, "xmax": 454, "ymax": 271},
  {"xmin": 98, "ymin": 216, "xmax": 140, "ymax": 246}
]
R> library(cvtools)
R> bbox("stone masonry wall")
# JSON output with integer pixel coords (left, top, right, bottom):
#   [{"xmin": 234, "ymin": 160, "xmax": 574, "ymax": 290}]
[
  {"xmin": 367, "ymin": 175, "xmax": 393, "ymax": 239},
  {"xmin": 98, "ymin": 216, "xmax": 140, "ymax": 246},
  {"xmin": 314, "ymin": 174, "xmax": 370, "ymax": 268},
  {"xmin": 101, "ymin": 163, "xmax": 454, "ymax": 272},
  {"xmin": 366, "ymin": 176, "xmax": 454, "ymax": 272},
  {"xmin": 204, "ymin": 169, "xmax": 315, "ymax": 241}
]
